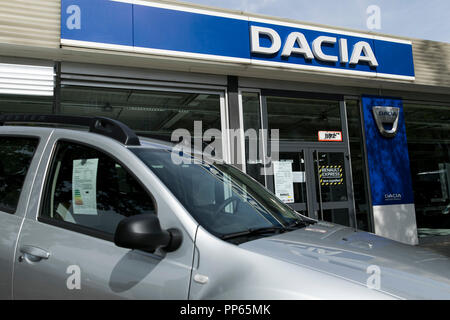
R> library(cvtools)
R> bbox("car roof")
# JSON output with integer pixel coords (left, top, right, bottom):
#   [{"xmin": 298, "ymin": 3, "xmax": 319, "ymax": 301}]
[
  {"xmin": 0, "ymin": 123, "xmax": 201, "ymax": 154},
  {"xmin": 137, "ymin": 136, "xmax": 176, "ymax": 149},
  {"xmin": 0, "ymin": 114, "xmax": 140, "ymax": 146},
  {"xmin": 0, "ymin": 115, "xmax": 212, "ymax": 159}
]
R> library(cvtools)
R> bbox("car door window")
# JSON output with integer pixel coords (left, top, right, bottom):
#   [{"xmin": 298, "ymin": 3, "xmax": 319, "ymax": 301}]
[
  {"xmin": 0, "ymin": 136, "xmax": 38, "ymax": 214},
  {"xmin": 41, "ymin": 141, "xmax": 155, "ymax": 238}
]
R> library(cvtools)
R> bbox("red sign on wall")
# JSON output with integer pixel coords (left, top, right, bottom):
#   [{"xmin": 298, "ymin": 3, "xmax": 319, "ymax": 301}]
[{"xmin": 318, "ymin": 131, "xmax": 343, "ymax": 142}]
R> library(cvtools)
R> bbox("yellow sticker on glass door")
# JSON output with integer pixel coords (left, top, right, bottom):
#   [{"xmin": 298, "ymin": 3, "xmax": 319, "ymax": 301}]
[{"xmin": 319, "ymin": 165, "xmax": 343, "ymax": 186}]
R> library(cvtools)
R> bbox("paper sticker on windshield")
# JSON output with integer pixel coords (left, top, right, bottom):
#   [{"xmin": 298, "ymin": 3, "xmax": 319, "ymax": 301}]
[
  {"xmin": 273, "ymin": 160, "xmax": 294, "ymax": 203},
  {"xmin": 72, "ymin": 158, "xmax": 98, "ymax": 215}
]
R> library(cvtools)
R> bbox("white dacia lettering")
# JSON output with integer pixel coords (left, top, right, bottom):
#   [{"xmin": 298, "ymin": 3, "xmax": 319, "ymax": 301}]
[{"xmin": 250, "ymin": 26, "xmax": 379, "ymax": 67}]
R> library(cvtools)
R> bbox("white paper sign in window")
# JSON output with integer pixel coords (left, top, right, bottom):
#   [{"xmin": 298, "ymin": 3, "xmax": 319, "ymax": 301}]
[
  {"xmin": 72, "ymin": 158, "xmax": 98, "ymax": 215},
  {"xmin": 273, "ymin": 160, "xmax": 295, "ymax": 203},
  {"xmin": 292, "ymin": 171, "xmax": 306, "ymax": 183}
]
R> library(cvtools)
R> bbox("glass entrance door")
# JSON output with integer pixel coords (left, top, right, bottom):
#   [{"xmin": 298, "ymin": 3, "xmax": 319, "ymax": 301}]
[
  {"xmin": 268, "ymin": 144, "xmax": 355, "ymax": 227},
  {"xmin": 310, "ymin": 149, "xmax": 354, "ymax": 226},
  {"xmin": 274, "ymin": 150, "xmax": 308, "ymax": 213}
]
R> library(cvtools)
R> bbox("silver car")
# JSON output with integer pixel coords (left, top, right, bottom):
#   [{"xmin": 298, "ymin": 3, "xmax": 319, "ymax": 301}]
[{"xmin": 0, "ymin": 114, "xmax": 449, "ymax": 300}]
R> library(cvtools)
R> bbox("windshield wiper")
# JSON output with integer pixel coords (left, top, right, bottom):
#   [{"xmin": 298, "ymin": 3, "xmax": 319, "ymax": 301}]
[
  {"xmin": 285, "ymin": 219, "xmax": 313, "ymax": 230},
  {"xmin": 220, "ymin": 226, "xmax": 286, "ymax": 240}
]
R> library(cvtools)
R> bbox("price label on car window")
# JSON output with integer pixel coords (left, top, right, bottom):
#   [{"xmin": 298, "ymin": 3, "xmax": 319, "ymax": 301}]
[
  {"xmin": 318, "ymin": 131, "xmax": 342, "ymax": 142},
  {"xmin": 72, "ymin": 158, "xmax": 98, "ymax": 215}
]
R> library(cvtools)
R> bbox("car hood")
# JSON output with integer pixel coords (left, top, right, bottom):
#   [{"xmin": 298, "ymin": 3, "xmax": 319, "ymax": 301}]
[{"xmin": 239, "ymin": 222, "xmax": 450, "ymax": 299}]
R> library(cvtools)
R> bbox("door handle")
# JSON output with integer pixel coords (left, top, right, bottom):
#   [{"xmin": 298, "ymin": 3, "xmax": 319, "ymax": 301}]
[{"xmin": 19, "ymin": 245, "xmax": 50, "ymax": 262}]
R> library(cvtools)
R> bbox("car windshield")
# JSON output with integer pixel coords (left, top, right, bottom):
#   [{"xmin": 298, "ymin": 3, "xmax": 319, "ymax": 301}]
[{"xmin": 131, "ymin": 148, "xmax": 311, "ymax": 242}]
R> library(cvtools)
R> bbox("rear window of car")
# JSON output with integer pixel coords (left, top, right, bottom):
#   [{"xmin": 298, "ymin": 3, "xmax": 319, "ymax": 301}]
[{"xmin": 0, "ymin": 136, "xmax": 39, "ymax": 214}]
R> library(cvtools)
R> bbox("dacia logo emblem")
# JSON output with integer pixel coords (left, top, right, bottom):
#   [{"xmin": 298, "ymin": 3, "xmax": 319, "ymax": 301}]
[{"xmin": 372, "ymin": 106, "xmax": 400, "ymax": 138}]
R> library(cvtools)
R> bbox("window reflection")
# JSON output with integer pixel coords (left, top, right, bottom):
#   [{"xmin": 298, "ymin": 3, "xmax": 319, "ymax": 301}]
[
  {"xmin": 0, "ymin": 137, "xmax": 38, "ymax": 214},
  {"xmin": 0, "ymin": 94, "xmax": 53, "ymax": 114},
  {"xmin": 242, "ymin": 92, "xmax": 265, "ymax": 185},
  {"xmin": 60, "ymin": 86, "xmax": 223, "ymax": 155},
  {"xmin": 346, "ymin": 100, "xmax": 371, "ymax": 231},
  {"xmin": 267, "ymin": 96, "xmax": 341, "ymax": 141},
  {"xmin": 404, "ymin": 103, "xmax": 450, "ymax": 238}
]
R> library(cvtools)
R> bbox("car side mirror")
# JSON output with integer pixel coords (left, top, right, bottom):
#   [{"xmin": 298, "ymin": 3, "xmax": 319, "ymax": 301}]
[{"xmin": 114, "ymin": 214, "xmax": 182, "ymax": 252}]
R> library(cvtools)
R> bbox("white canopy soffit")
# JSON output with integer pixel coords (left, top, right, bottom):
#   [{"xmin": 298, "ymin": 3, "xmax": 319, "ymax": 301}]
[{"xmin": 0, "ymin": 63, "xmax": 54, "ymax": 96}]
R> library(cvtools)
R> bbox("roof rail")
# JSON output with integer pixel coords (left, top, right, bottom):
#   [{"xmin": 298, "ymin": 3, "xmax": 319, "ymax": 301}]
[{"xmin": 0, "ymin": 114, "xmax": 141, "ymax": 146}]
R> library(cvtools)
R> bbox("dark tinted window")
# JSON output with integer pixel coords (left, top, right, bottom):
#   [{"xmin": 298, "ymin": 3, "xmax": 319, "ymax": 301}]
[
  {"xmin": 60, "ymin": 86, "xmax": 222, "ymax": 147},
  {"xmin": 404, "ymin": 103, "xmax": 450, "ymax": 238},
  {"xmin": 0, "ymin": 137, "xmax": 38, "ymax": 214},
  {"xmin": 266, "ymin": 96, "xmax": 342, "ymax": 141},
  {"xmin": 242, "ymin": 92, "xmax": 265, "ymax": 185},
  {"xmin": 41, "ymin": 141, "xmax": 155, "ymax": 237},
  {"xmin": 346, "ymin": 100, "xmax": 371, "ymax": 231}
]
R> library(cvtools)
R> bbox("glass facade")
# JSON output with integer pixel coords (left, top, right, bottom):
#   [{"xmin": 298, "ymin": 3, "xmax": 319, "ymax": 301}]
[
  {"xmin": 0, "ymin": 86, "xmax": 224, "ymax": 159},
  {"xmin": 346, "ymin": 100, "xmax": 371, "ymax": 231},
  {"xmin": 0, "ymin": 85, "xmax": 225, "ymax": 159},
  {"xmin": 0, "ymin": 94, "xmax": 53, "ymax": 114},
  {"xmin": 1, "ymin": 64, "xmax": 450, "ymax": 241},
  {"xmin": 266, "ymin": 96, "xmax": 342, "ymax": 141},
  {"xmin": 245, "ymin": 93, "xmax": 359, "ymax": 227},
  {"xmin": 313, "ymin": 151, "xmax": 351, "ymax": 227},
  {"xmin": 278, "ymin": 151, "xmax": 308, "ymax": 204},
  {"xmin": 314, "ymin": 151, "xmax": 348, "ymax": 203},
  {"xmin": 241, "ymin": 92, "xmax": 265, "ymax": 185},
  {"xmin": 60, "ymin": 86, "xmax": 222, "ymax": 143},
  {"xmin": 404, "ymin": 102, "xmax": 450, "ymax": 239}
]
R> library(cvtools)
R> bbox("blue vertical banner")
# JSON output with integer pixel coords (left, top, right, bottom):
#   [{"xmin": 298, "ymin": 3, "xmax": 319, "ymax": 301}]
[{"xmin": 362, "ymin": 95, "xmax": 414, "ymax": 206}]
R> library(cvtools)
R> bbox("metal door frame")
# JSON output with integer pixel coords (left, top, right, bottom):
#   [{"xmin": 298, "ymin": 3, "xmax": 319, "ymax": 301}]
[{"xmin": 308, "ymin": 146, "xmax": 355, "ymax": 227}]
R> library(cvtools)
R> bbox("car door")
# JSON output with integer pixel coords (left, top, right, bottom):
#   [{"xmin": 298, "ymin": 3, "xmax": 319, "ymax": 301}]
[
  {"xmin": 13, "ymin": 135, "xmax": 195, "ymax": 299},
  {"xmin": 0, "ymin": 130, "xmax": 48, "ymax": 299}
]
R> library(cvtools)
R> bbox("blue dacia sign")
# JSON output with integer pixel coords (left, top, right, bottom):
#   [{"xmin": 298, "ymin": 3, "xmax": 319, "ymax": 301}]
[
  {"xmin": 362, "ymin": 95, "xmax": 415, "ymax": 206},
  {"xmin": 61, "ymin": 0, "xmax": 415, "ymax": 80}
]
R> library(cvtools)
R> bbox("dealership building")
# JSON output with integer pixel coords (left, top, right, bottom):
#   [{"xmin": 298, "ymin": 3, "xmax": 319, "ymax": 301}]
[{"xmin": 1, "ymin": 0, "xmax": 449, "ymax": 245}]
